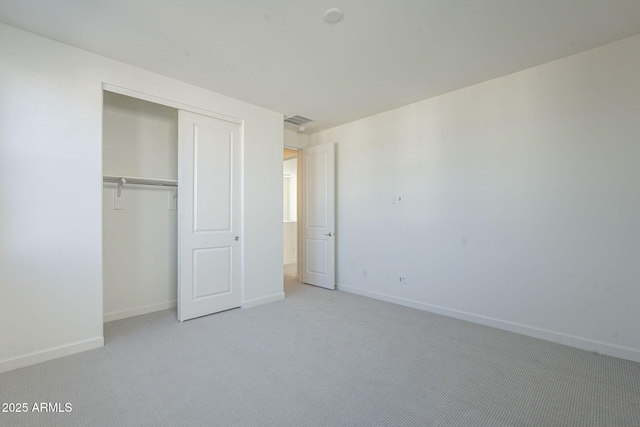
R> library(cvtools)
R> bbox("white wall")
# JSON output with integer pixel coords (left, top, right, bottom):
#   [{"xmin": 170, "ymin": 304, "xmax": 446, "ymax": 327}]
[
  {"xmin": 310, "ymin": 34, "xmax": 640, "ymax": 362},
  {"xmin": 102, "ymin": 92, "xmax": 178, "ymax": 179},
  {"xmin": 102, "ymin": 92, "xmax": 178, "ymax": 321},
  {"xmin": 284, "ymin": 128, "xmax": 309, "ymax": 150},
  {"xmin": 0, "ymin": 23, "xmax": 284, "ymax": 373}
]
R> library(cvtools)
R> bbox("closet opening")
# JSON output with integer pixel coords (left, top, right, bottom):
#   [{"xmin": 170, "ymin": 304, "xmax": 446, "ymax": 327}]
[{"xmin": 102, "ymin": 91, "xmax": 179, "ymax": 323}]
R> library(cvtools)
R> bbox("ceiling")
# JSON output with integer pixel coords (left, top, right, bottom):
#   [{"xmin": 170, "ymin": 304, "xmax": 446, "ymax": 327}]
[{"xmin": 2, "ymin": 0, "xmax": 640, "ymax": 133}]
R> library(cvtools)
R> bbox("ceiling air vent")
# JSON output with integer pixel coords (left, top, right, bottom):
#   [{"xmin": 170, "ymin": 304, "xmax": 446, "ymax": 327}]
[{"xmin": 284, "ymin": 114, "xmax": 313, "ymax": 126}]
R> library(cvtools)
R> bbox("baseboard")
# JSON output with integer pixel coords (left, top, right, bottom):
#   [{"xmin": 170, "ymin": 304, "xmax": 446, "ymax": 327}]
[
  {"xmin": 0, "ymin": 337, "xmax": 104, "ymax": 374},
  {"xmin": 104, "ymin": 300, "xmax": 177, "ymax": 323},
  {"xmin": 337, "ymin": 283, "xmax": 640, "ymax": 363},
  {"xmin": 242, "ymin": 292, "xmax": 285, "ymax": 309},
  {"xmin": 284, "ymin": 260, "xmax": 297, "ymax": 265}
]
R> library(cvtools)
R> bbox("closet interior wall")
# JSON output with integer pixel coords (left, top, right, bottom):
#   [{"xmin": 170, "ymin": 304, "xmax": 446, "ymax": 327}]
[{"xmin": 102, "ymin": 91, "xmax": 178, "ymax": 322}]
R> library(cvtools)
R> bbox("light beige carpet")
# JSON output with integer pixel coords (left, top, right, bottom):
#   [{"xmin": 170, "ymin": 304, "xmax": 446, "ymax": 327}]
[{"xmin": 1, "ymin": 279, "xmax": 639, "ymax": 426}]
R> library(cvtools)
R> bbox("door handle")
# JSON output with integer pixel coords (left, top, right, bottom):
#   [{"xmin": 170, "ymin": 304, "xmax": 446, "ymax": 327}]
[{"xmin": 324, "ymin": 232, "xmax": 333, "ymax": 237}]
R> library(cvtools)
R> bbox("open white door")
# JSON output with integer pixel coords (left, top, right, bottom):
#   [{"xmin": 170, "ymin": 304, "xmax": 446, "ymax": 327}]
[
  {"xmin": 178, "ymin": 111, "xmax": 242, "ymax": 321},
  {"xmin": 302, "ymin": 143, "xmax": 335, "ymax": 289}
]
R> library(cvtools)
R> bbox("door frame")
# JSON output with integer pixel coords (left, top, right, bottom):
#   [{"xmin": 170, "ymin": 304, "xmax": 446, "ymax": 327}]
[{"xmin": 284, "ymin": 142, "xmax": 336, "ymax": 289}]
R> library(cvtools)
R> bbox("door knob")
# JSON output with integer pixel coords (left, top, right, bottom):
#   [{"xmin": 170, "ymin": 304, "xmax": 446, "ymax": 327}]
[
  {"xmin": 235, "ymin": 236, "xmax": 240, "ymax": 241},
  {"xmin": 324, "ymin": 232, "xmax": 333, "ymax": 237}
]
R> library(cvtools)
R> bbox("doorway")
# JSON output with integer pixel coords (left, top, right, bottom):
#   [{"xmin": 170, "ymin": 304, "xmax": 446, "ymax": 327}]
[
  {"xmin": 102, "ymin": 91, "xmax": 179, "ymax": 322},
  {"xmin": 283, "ymin": 147, "xmax": 301, "ymax": 282},
  {"xmin": 283, "ymin": 143, "xmax": 336, "ymax": 290}
]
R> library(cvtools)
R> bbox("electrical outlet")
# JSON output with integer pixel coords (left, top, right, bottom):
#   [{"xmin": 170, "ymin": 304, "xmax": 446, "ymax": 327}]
[
  {"xmin": 398, "ymin": 275, "xmax": 407, "ymax": 284},
  {"xmin": 392, "ymin": 194, "xmax": 404, "ymax": 204}
]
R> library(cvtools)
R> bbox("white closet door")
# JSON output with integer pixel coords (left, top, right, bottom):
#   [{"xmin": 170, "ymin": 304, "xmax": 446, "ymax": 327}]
[{"xmin": 178, "ymin": 111, "xmax": 242, "ymax": 321}]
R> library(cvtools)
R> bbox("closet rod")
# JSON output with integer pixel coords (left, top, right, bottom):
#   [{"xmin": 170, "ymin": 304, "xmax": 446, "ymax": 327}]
[{"xmin": 103, "ymin": 175, "xmax": 178, "ymax": 187}]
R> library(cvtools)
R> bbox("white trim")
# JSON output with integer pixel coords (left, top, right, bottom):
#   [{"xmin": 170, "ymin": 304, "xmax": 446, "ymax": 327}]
[
  {"xmin": 284, "ymin": 259, "xmax": 297, "ymax": 265},
  {"xmin": 242, "ymin": 292, "xmax": 285, "ymax": 309},
  {"xmin": 0, "ymin": 337, "xmax": 104, "ymax": 374},
  {"xmin": 337, "ymin": 283, "xmax": 640, "ymax": 363},
  {"xmin": 103, "ymin": 301, "xmax": 177, "ymax": 323},
  {"xmin": 102, "ymin": 83, "xmax": 243, "ymax": 125},
  {"xmin": 283, "ymin": 144, "xmax": 303, "ymax": 152}
]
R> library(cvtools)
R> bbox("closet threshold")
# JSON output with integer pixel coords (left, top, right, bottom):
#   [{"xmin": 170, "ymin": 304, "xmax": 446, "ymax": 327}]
[{"xmin": 103, "ymin": 175, "xmax": 178, "ymax": 187}]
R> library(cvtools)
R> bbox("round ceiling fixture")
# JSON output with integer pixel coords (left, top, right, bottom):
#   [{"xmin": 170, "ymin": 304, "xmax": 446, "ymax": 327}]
[{"xmin": 324, "ymin": 8, "xmax": 343, "ymax": 24}]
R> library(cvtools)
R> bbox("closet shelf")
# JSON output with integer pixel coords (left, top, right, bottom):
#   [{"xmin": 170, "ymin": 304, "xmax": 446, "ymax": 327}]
[{"xmin": 103, "ymin": 175, "xmax": 178, "ymax": 187}]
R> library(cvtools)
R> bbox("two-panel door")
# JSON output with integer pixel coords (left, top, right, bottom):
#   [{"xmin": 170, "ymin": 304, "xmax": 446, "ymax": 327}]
[
  {"xmin": 302, "ymin": 143, "xmax": 336, "ymax": 290},
  {"xmin": 178, "ymin": 111, "xmax": 242, "ymax": 321}
]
